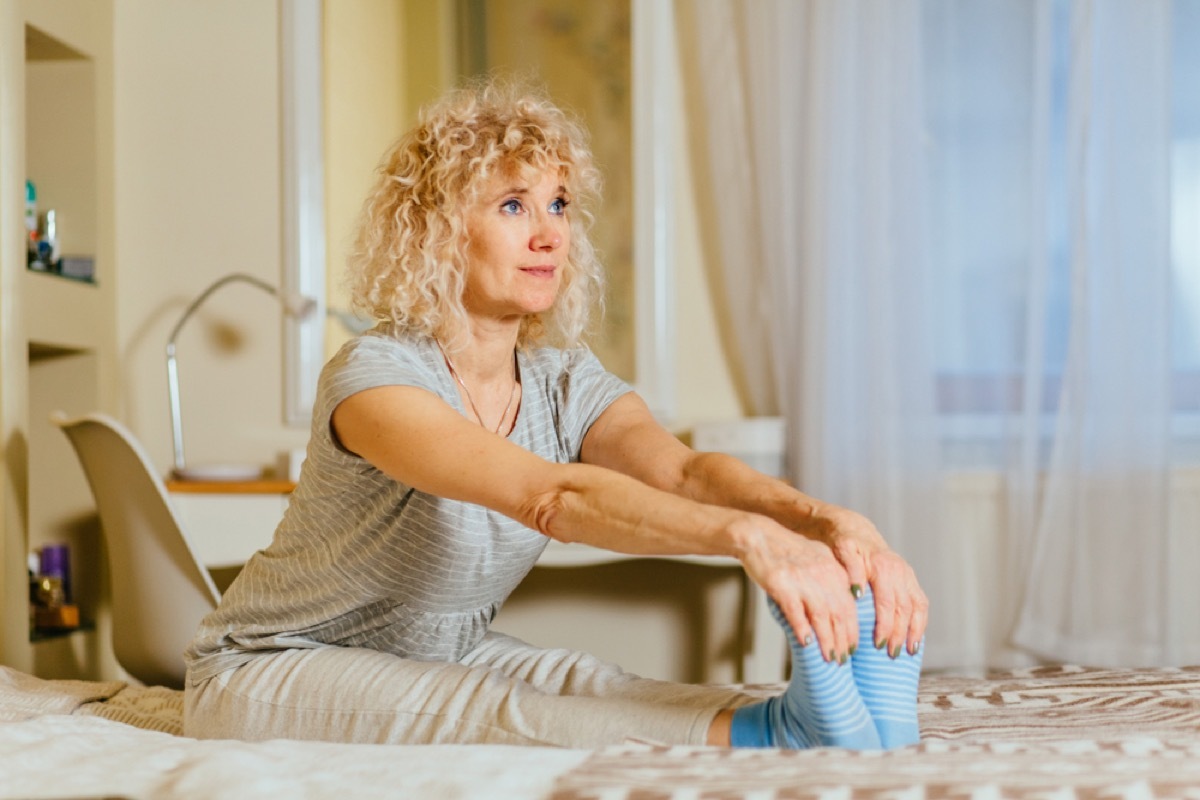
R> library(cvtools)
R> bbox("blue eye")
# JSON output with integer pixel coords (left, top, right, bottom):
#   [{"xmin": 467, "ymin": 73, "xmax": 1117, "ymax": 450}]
[
  {"xmin": 501, "ymin": 199, "xmax": 523, "ymax": 214},
  {"xmin": 549, "ymin": 198, "xmax": 568, "ymax": 215}
]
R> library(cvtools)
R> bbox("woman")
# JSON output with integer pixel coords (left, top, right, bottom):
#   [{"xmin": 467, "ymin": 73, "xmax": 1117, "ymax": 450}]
[{"xmin": 183, "ymin": 80, "xmax": 928, "ymax": 750}]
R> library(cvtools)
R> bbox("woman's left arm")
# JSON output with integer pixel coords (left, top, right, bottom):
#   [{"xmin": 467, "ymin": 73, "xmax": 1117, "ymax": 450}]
[{"xmin": 582, "ymin": 392, "xmax": 928, "ymax": 656}]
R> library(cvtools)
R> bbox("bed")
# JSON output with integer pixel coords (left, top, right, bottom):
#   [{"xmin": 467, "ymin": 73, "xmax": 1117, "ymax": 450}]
[{"xmin": 3, "ymin": 663, "xmax": 1200, "ymax": 799}]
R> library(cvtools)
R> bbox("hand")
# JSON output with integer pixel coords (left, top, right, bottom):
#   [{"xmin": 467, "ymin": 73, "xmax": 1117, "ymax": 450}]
[
  {"xmin": 739, "ymin": 518, "xmax": 860, "ymax": 662},
  {"xmin": 818, "ymin": 506, "xmax": 929, "ymax": 657}
]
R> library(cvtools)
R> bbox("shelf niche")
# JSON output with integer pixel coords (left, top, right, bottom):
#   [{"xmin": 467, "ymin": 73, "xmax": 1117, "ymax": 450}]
[
  {"xmin": 26, "ymin": 344, "xmax": 106, "ymax": 680},
  {"xmin": 25, "ymin": 23, "xmax": 97, "ymax": 289}
]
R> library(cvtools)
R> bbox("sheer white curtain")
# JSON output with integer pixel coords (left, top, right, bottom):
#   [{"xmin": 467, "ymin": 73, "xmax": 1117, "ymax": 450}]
[
  {"xmin": 677, "ymin": 0, "xmax": 1191, "ymax": 670},
  {"xmin": 675, "ymin": 0, "xmax": 957, "ymax": 666},
  {"xmin": 1009, "ymin": 1, "xmax": 1176, "ymax": 665}
]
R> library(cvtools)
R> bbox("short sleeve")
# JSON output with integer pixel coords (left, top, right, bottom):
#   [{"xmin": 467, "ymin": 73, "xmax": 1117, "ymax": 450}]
[
  {"xmin": 550, "ymin": 348, "xmax": 632, "ymax": 461},
  {"xmin": 313, "ymin": 332, "xmax": 450, "ymax": 451}
]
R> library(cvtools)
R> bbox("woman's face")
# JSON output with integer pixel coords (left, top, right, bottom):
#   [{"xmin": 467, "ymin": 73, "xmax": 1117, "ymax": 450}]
[{"xmin": 461, "ymin": 167, "xmax": 571, "ymax": 323}]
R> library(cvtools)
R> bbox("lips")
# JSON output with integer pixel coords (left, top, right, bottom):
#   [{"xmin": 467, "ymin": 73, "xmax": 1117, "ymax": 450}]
[{"xmin": 520, "ymin": 267, "xmax": 557, "ymax": 278}]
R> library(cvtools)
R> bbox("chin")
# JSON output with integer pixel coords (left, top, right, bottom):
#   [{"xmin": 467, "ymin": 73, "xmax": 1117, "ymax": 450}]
[{"xmin": 521, "ymin": 292, "xmax": 561, "ymax": 315}]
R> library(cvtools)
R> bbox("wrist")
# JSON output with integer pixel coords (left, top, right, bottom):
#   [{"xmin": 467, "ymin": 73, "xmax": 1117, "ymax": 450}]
[
  {"xmin": 804, "ymin": 503, "xmax": 888, "ymax": 550},
  {"xmin": 786, "ymin": 497, "xmax": 837, "ymax": 543},
  {"xmin": 726, "ymin": 510, "xmax": 775, "ymax": 563}
]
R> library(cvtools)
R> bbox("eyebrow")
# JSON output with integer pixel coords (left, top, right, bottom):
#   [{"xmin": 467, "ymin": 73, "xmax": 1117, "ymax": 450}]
[{"xmin": 486, "ymin": 185, "xmax": 569, "ymax": 203}]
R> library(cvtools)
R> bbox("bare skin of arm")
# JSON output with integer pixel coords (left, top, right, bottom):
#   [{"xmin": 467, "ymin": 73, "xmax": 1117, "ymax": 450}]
[
  {"xmin": 582, "ymin": 393, "xmax": 929, "ymax": 657},
  {"xmin": 332, "ymin": 385, "xmax": 862, "ymax": 661}
]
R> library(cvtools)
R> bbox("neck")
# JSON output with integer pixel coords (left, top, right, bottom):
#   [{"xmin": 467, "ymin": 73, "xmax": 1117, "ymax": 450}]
[
  {"xmin": 440, "ymin": 319, "xmax": 521, "ymax": 383},
  {"xmin": 436, "ymin": 322, "xmax": 522, "ymax": 436}
]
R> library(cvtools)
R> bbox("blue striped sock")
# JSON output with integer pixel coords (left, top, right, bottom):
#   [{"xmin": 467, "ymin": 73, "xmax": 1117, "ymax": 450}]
[
  {"xmin": 849, "ymin": 588, "xmax": 923, "ymax": 748},
  {"xmin": 730, "ymin": 599, "xmax": 880, "ymax": 749}
]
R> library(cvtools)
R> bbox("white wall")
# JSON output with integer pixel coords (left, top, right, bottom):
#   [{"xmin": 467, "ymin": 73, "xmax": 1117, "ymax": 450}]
[
  {"xmin": 322, "ymin": 0, "xmax": 407, "ymax": 358},
  {"xmin": 112, "ymin": 0, "xmax": 308, "ymax": 473}
]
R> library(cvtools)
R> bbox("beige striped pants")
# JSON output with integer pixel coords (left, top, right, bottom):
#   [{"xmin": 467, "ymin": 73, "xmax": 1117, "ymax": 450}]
[{"xmin": 184, "ymin": 631, "xmax": 753, "ymax": 747}]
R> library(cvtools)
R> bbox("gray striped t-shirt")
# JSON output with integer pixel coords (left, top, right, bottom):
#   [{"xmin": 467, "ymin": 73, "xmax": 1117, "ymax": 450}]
[{"xmin": 184, "ymin": 327, "xmax": 630, "ymax": 684}]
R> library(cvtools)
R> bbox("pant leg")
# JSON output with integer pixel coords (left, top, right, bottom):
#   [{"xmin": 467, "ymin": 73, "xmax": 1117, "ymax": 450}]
[
  {"xmin": 184, "ymin": 641, "xmax": 753, "ymax": 748},
  {"xmin": 464, "ymin": 630, "xmax": 755, "ymax": 711}
]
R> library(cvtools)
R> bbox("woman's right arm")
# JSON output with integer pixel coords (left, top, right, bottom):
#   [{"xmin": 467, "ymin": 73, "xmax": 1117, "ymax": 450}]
[{"xmin": 331, "ymin": 385, "xmax": 861, "ymax": 660}]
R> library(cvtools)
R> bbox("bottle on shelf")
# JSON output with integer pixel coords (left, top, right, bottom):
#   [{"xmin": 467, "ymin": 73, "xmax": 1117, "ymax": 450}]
[
  {"xmin": 30, "ymin": 544, "xmax": 79, "ymax": 633},
  {"xmin": 25, "ymin": 179, "xmax": 41, "ymax": 269}
]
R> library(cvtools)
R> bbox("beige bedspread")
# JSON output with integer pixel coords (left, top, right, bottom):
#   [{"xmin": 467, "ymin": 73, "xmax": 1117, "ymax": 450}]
[
  {"xmin": 552, "ymin": 665, "xmax": 1200, "ymax": 798},
  {"xmin": 2, "ymin": 664, "xmax": 1199, "ymax": 799}
]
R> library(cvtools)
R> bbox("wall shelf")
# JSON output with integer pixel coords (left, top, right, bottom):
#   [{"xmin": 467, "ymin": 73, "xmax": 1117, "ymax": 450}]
[
  {"xmin": 30, "ymin": 619, "xmax": 95, "ymax": 644},
  {"xmin": 27, "ymin": 266, "xmax": 97, "ymax": 285},
  {"xmin": 24, "ymin": 264, "xmax": 104, "ymax": 351}
]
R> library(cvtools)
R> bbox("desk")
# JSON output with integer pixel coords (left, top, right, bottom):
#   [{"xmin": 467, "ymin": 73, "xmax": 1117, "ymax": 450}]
[
  {"xmin": 167, "ymin": 480, "xmax": 787, "ymax": 683},
  {"xmin": 166, "ymin": 479, "xmax": 293, "ymax": 569},
  {"xmin": 534, "ymin": 543, "xmax": 787, "ymax": 684}
]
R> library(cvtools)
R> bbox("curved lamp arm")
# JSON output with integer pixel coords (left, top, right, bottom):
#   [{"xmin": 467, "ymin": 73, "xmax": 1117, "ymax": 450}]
[{"xmin": 166, "ymin": 272, "xmax": 317, "ymax": 477}]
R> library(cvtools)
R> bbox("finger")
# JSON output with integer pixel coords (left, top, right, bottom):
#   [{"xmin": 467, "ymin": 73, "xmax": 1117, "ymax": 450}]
[
  {"xmin": 828, "ymin": 607, "xmax": 850, "ymax": 664},
  {"xmin": 842, "ymin": 551, "xmax": 869, "ymax": 602},
  {"xmin": 889, "ymin": 595, "xmax": 914, "ymax": 659},
  {"xmin": 825, "ymin": 586, "xmax": 857, "ymax": 662},
  {"xmin": 805, "ymin": 601, "xmax": 838, "ymax": 663},
  {"xmin": 838, "ymin": 587, "xmax": 860, "ymax": 656},
  {"xmin": 907, "ymin": 590, "xmax": 930, "ymax": 655},
  {"xmin": 781, "ymin": 599, "xmax": 815, "ymax": 651},
  {"xmin": 871, "ymin": 586, "xmax": 897, "ymax": 652}
]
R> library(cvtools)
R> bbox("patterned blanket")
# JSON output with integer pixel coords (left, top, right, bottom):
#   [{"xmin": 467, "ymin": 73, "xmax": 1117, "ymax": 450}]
[{"xmin": 552, "ymin": 665, "xmax": 1200, "ymax": 799}]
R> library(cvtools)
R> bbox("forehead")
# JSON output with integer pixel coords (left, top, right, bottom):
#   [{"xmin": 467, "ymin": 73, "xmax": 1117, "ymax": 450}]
[{"xmin": 471, "ymin": 162, "xmax": 565, "ymax": 199}]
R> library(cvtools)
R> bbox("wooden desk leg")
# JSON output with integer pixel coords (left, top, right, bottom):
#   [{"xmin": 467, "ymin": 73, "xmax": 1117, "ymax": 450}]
[{"xmin": 741, "ymin": 576, "xmax": 789, "ymax": 684}]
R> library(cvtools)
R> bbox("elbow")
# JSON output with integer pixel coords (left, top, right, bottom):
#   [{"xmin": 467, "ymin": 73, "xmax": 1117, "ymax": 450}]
[
  {"xmin": 518, "ymin": 485, "xmax": 571, "ymax": 541},
  {"xmin": 511, "ymin": 462, "xmax": 619, "ymax": 544},
  {"xmin": 516, "ymin": 463, "xmax": 604, "ymax": 543}
]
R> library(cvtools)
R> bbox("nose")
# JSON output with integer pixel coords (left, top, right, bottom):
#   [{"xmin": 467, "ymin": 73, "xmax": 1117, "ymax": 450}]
[{"xmin": 531, "ymin": 217, "xmax": 563, "ymax": 251}]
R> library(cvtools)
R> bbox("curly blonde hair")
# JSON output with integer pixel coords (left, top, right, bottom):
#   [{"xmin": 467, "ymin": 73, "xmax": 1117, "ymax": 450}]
[{"xmin": 347, "ymin": 78, "xmax": 604, "ymax": 351}]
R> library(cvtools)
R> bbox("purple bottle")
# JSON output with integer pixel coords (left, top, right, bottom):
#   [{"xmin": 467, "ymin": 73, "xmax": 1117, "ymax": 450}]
[{"xmin": 39, "ymin": 544, "xmax": 71, "ymax": 604}]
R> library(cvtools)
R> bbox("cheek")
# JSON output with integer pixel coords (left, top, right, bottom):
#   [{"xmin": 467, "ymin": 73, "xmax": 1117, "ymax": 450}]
[
  {"xmin": 465, "ymin": 236, "xmax": 493, "ymax": 268},
  {"xmin": 464, "ymin": 240, "xmax": 505, "ymax": 287}
]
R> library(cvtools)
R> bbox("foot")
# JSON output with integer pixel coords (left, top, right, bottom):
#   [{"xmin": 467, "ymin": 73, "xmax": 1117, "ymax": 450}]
[{"xmin": 731, "ymin": 598, "xmax": 880, "ymax": 749}]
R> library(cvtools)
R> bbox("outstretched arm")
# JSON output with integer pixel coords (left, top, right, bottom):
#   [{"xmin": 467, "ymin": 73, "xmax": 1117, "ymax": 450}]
[
  {"xmin": 331, "ymin": 384, "xmax": 860, "ymax": 661},
  {"xmin": 581, "ymin": 393, "xmax": 928, "ymax": 656}
]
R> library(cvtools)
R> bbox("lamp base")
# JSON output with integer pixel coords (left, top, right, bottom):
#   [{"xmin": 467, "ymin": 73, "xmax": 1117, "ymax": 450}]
[{"xmin": 172, "ymin": 463, "xmax": 264, "ymax": 482}]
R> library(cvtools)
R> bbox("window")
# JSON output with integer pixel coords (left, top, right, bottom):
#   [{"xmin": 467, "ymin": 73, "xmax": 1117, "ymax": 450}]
[{"xmin": 924, "ymin": 0, "xmax": 1199, "ymax": 463}]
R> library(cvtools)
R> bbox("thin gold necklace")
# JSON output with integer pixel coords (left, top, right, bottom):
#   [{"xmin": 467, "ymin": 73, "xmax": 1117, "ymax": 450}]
[{"xmin": 437, "ymin": 342, "xmax": 518, "ymax": 435}]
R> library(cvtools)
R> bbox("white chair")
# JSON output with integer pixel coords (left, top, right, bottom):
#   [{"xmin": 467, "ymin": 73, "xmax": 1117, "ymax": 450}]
[{"xmin": 51, "ymin": 411, "xmax": 220, "ymax": 688}]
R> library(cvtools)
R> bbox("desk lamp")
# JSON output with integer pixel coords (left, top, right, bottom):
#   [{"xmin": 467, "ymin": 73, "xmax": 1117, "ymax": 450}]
[{"xmin": 167, "ymin": 272, "xmax": 316, "ymax": 480}]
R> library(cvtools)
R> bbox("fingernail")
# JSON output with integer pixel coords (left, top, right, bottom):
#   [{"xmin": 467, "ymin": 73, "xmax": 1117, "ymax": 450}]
[
  {"xmin": 848, "ymin": 645, "xmax": 857, "ymax": 656},
  {"xmin": 839, "ymin": 653, "xmax": 848, "ymax": 665},
  {"xmin": 827, "ymin": 649, "xmax": 836, "ymax": 662},
  {"xmin": 876, "ymin": 639, "xmax": 887, "ymax": 650},
  {"xmin": 890, "ymin": 645, "xmax": 901, "ymax": 659},
  {"xmin": 850, "ymin": 583, "xmax": 864, "ymax": 599},
  {"xmin": 802, "ymin": 634, "xmax": 813, "ymax": 647}
]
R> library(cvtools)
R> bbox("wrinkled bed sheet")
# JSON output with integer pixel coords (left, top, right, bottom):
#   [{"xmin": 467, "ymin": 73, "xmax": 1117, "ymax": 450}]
[{"xmin": 3, "ymin": 664, "xmax": 1200, "ymax": 799}]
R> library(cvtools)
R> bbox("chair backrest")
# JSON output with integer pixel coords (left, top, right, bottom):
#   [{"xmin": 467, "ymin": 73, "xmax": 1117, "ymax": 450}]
[{"xmin": 51, "ymin": 411, "xmax": 219, "ymax": 688}]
